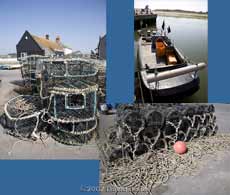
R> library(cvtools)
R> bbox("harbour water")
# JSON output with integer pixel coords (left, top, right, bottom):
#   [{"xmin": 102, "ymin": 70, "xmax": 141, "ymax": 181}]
[{"xmin": 135, "ymin": 15, "xmax": 208, "ymax": 102}]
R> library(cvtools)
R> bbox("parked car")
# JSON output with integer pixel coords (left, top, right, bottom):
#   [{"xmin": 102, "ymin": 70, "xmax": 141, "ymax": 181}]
[{"xmin": 0, "ymin": 64, "xmax": 10, "ymax": 70}]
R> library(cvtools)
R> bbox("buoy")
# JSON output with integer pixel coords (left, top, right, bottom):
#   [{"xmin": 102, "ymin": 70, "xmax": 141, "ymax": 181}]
[{"xmin": 173, "ymin": 141, "xmax": 187, "ymax": 154}]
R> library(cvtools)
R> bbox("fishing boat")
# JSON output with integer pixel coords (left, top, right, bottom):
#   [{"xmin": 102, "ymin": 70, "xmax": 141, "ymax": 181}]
[{"xmin": 137, "ymin": 28, "xmax": 207, "ymax": 102}]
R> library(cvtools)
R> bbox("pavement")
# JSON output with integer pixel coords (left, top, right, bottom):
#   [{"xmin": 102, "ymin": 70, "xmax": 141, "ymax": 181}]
[{"xmin": 1, "ymin": 70, "xmax": 230, "ymax": 195}]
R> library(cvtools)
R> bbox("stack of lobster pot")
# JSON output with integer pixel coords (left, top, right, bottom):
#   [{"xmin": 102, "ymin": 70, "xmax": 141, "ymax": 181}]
[
  {"xmin": 100, "ymin": 103, "xmax": 217, "ymax": 161},
  {"xmin": 41, "ymin": 58, "xmax": 99, "ymax": 145},
  {"xmin": 86, "ymin": 58, "xmax": 106, "ymax": 103},
  {"xmin": 20, "ymin": 55, "xmax": 49, "ymax": 92},
  {"xmin": 96, "ymin": 60, "xmax": 106, "ymax": 103}
]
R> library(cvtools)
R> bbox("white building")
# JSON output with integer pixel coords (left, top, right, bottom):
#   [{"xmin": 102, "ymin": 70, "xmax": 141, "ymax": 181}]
[{"xmin": 55, "ymin": 36, "xmax": 73, "ymax": 55}]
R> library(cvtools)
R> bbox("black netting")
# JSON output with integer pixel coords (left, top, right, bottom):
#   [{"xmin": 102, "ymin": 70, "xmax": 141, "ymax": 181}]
[
  {"xmin": 49, "ymin": 92, "xmax": 96, "ymax": 121},
  {"xmin": 99, "ymin": 104, "xmax": 218, "ymax": 162},
  {"xmin": 99, "ymin": 104, "xmax": 222, "ymax": 193}
]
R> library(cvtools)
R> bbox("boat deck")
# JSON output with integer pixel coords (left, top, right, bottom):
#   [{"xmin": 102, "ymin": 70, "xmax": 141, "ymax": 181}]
[
  {"xmin": 140, "ymin": 40, "xmax": 177, "ymax": 69},
  {"xmin": 138, "ymin": 38, "xmax": 198, "ymax": 92},
  {"xmin": 140, "ymin": 43, "xmax": 163, "ymax": 69}
]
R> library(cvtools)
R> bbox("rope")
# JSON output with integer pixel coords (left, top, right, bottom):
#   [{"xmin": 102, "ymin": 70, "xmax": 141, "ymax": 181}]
[{"xmin": 101, "ymin": 133, "xmax": 230, "ymax": 193}]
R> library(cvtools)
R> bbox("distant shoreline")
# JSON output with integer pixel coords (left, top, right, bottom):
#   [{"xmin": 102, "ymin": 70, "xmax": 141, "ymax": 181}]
[{"xmin": 154, "ymin": 9, "xmax": 208, "ymax": 19}]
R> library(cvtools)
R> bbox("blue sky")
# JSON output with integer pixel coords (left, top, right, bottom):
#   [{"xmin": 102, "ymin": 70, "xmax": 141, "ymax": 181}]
[
  {"xmin": 135, "ymin": 0, "xmax": 207, "ymax": 12},
  {"xmin": 0, "ymin": 0, "xmax": 106, "ymax": 54}
]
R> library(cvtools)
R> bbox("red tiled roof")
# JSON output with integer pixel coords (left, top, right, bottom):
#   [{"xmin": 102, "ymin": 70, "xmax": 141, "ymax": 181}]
[{"xmin": 32, "ymin": 35, "xmax": 63, "ymax": 52}]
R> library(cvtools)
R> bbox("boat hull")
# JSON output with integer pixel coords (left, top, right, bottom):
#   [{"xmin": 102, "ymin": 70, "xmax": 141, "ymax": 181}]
[
  {"xmin": 135, "ymin": 74, "xmax": 200, "ymax": 102},
  {"xmin": 136, "ymin": 35, "xmax": 204, "ymax": 102}
]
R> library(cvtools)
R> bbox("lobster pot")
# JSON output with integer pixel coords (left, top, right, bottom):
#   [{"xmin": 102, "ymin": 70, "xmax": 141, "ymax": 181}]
[
  {"xmin": 21, "ymin": 55, "xmax": 47, "ymax": 91},
  {"xmin": 98, "ymin": 103, "xmax": 218, "ymax": 162},
  {"xmin": 49, "ymin": 88, "xmax": 97, "ymax": 122},
  {"xmin": 42, "ymin": 58, "xmax": 105, "ymax": 104},
  {"xmin": 2, "ymin": 95, "xmax": 42, "ymax": 138},
  {"xmin": 49, "ymin": 86, "xmax": 98, "ymax": 144},
  {"xmin": 43, "ymin": 58, "xmax": 99, "ymax": 144},
  {"xmin": 95, "ymin": 60, "xmax": 106, "ymax": 103},
  {"xmin": 21, "ymin": 57, "xmax": 36, "ymax": 82},
  {"xmin": 44, "ymin": 58, "xmax": 98, "ymax": 83}
]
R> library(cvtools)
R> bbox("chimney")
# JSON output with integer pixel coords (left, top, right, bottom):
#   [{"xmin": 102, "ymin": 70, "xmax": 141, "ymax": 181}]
[
  {"xmin": 56, "ymin": 36, "xmax": 60, "ymax": 44},
  {"xmin": 45, "ymin": 34, "xmax": 49, "ymax": 40}
]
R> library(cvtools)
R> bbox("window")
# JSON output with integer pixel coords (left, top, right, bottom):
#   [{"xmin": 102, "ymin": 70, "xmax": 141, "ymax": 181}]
[
  {"xmin": 65, "ymin": 94, "xmax": 86, "ymax": 109},
  {"xmin": 20, "ymin": 52, "xmax": 27, "ymax": 60}
]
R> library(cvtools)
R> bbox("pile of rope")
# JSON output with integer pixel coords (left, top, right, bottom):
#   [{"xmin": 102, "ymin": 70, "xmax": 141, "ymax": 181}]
[
  {"xmin": 100, "ymin": 133, "xmax": 230, "ymax": 194},
  {"xmin": 98, "ymin": 103, "xmax": 223, "ymax": 194}
]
